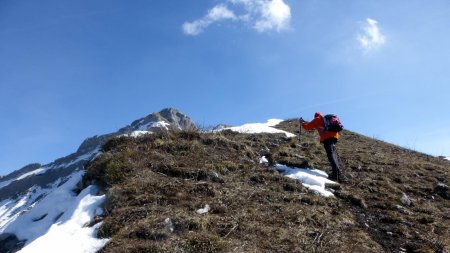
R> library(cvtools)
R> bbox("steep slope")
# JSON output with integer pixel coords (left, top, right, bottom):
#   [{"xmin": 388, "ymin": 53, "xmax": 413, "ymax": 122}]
[
  {"xmin": 84, "ymin": 119, "xmax": 449, "ymax": 252},
  {"xmin": 0, "ymin": 108, "xmax": 196, "ymax": 253}
]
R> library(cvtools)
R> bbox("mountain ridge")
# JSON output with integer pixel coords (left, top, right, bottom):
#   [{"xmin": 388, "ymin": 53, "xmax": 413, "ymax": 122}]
[{"xmin": 1, "ymin": 110, "xmax": 449, "ymax": 253}]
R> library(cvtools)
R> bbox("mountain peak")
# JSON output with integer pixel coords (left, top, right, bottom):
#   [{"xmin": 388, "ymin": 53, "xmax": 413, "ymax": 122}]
[
  {"xmin": 77, "ymin": 108, "xmax": 196, "ymax": 153},
  {"xmin": 123, "ymin": 108, "xmax": 196, "ymax": 133}
]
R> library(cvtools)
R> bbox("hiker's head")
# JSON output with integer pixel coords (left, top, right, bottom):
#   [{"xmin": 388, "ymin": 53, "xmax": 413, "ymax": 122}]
[{"xmin": 314, "ymin": 112, "xmax": 322, "ymax": 118}]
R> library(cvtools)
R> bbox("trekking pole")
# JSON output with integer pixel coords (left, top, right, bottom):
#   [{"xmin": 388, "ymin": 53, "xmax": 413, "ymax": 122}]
[{"xmin": 299, "ymin": 117, "xmax": 303, "ymax": 142}]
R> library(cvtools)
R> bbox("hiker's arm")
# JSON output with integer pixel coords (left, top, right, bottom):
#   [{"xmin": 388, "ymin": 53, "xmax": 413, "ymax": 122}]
[
  {"xmin": 301, "ymin": 117, "xmax": 320, "ymax": 131},
  {"xmin": 299, "ymin": 118, "xmax": 308, "ymax": 130}
]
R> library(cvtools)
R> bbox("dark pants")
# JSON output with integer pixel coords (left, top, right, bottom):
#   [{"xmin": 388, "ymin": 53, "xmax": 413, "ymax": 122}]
[{"xmin": 323, "ymin": 138, "xmax": 340, "ymax": 175}]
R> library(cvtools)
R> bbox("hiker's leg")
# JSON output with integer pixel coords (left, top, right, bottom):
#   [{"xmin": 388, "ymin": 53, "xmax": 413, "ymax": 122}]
[
  {"xmin": 323, "ymin": 138, "xmax": 340, "ymax": 175},
  {"xmin": 330, "ymin": 139, "xmax": 341, "ymax": 172}
]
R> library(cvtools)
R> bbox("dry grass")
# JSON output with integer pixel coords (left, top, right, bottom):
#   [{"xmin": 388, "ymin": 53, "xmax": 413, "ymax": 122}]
[{"xmin": 83, "ymin": 120, "xmax": 450, "ymax": 253}]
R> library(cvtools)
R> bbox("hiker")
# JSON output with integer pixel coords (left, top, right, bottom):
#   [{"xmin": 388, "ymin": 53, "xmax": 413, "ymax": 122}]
[{"xmin": 301, "ymin": 112, "xmax": 342, "ymax": 181}]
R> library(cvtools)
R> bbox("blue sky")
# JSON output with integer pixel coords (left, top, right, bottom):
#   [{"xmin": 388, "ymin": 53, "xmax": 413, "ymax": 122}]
[{"xmin": 1, "ymin": 0, "xmax": 450, "ymax": 175}]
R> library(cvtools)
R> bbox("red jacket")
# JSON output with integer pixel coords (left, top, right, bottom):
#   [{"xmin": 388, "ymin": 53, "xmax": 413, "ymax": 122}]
[{"xmin": 301, "ymin": 114, "xmax": 340, "ymax": 143}]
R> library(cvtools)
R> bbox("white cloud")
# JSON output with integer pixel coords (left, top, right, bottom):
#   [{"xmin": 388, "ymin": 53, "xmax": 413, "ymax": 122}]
[
  {"xmin": 183, "ymin": 4, "xmax": 237, "ymax": 36},
  {"xmin": 251, "ymin": 0, "xmax": 292, "ymax": 32},
  {"xmin": 358, "ymin": 18, "xmax": 386, "ymax": 51},
  {"xmin": 182, "ymin": 0, "xmax": 291, "ymax": 36}
]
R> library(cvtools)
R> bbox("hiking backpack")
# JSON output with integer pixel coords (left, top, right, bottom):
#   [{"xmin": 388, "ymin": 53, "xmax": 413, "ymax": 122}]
[{"xmin": 323, "ymin": 114, "xmax": 344, "ymax": 132}]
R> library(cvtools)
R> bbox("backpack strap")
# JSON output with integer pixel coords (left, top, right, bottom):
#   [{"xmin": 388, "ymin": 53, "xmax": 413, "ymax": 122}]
[{"xmin": 318, "ymin": 115, "xmax": 326, "ymax": 134}]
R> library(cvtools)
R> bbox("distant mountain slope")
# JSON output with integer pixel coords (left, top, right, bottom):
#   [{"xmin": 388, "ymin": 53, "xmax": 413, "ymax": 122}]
[{"xmin": 0, "ymin": 108, "xmax": 196, "ymax": 253}]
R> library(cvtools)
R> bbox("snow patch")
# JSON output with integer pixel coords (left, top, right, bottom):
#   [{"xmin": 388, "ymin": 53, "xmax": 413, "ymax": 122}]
[
  {"xmin": 221, "ymin": 119, "xmax": 295, "ymax": 137},
  {"xmin": 445, "ymin": 157, "xmax": 450, "ymax": 161},
  {"xmin": 0, "ymin": 171, "xmax": 108, "ymax": 253},
  {"xmin": 122, "ymin": 121, "xmax": 170, "ymax": 138},
  {"xmin": 137, "ymin": 121, "xmax": 170, "ymax": 131},
  {"xmin": 129, "ymin": 130, "xmax": 152, "ymax": 137},
  {"xmin": 196, "ymin": 204, "xmax": 210, "ymax": 215},
  {"xmin": 276, "ymin": 164, "xmax": 338, "ymax": 197},
  {"xmin": 17, "ymin": 186, "xmax": 108, "ymax": 253},
  {"xmin": 259, "ymin": 156, "xmax": 269, "ymax": 164},
  {"xmin": 164, "ymin": 218, "xmax": 175, "ymax": 232}
]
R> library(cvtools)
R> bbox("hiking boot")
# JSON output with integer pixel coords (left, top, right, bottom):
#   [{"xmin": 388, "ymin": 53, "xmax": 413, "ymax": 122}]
[
  {"xmin": 329, "ymin": 169, "xmax": 344, "ymax": 181},
  {"xmin": 327, "ymin": 172, "xmax": 339, "ymax": 181}
]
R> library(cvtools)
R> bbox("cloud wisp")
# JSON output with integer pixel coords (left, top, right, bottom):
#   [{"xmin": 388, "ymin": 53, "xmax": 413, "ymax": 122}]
[
  {"xmin": 182, "ymin": 4, "xmax": 237, "ymax": 36},
  {"xmin": 183, "ymin": 0, "xmax": 291, "ymax": 36},
  {"xmin": 357, "ymin": 18, "xmax": 386, "ymax": 51}
]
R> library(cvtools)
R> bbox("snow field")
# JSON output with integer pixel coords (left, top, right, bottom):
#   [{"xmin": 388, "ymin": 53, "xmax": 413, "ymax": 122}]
[
  {"xmin": 17, "ymin": 184, "xmax": 108, "ymax": 253},
  {"xmin": 0, "ymin": 171, "xmax": 108, "ymax": 253},
  {"xmin": 221, "ymin": 119, "xmax": 296, "ymax": 138}
]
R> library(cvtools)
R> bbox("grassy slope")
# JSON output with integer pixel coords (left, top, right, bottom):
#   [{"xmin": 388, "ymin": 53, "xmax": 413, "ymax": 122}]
[{"xmin": 84, "ymin": 120, "xmax": 450, "ymax": 253}]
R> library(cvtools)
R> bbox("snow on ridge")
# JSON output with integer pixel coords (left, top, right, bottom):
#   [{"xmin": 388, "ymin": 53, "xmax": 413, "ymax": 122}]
[
  {"xmin": 0, "ymin": 167, "xmax": 48, "ymax": 190},
  {"xmin": 16, "ymin": 168, "xmax": 46, "ymax": 180},
  {"xmin": 275, "ymin": 164, "xmax": 338, "ymax": 197},
  {"xmin": 221, "ymin": 119, "xmax": 295, "ymax": 137},
  {"xmin": 129, "ymin": 130, "xmax": 152, "ymax": 137},
  {"xmin": 122, "ymin": 121, "xmax": 171, "ymax": 138},
  {"xmin": 120, "ymin": 130, "xmax": 152, "ymax": 138},
  {"xmin": 137, "ymin": 121, "xmax": 170, "ymax": 131},
  {"xmin": 445, "ymin": 157, "xmax": 450, "ymax": 161}
]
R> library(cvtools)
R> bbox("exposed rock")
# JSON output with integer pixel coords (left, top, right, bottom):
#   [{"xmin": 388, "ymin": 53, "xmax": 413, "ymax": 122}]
[
  {"xmin": 212, "ymin": 124, "xmax": 231, "ymax": 131},
  {"xmin": 435, "ymin": 182, "xmax": 449, "ymax": 199},
  {"xmin": 401, "ymin": 193, "xmax": 412, "ymax": 206},
  {"xmin": 396, "ymin": 205, "xmax": 412, "ymax": 215},
  {"xmin": 0, "ymin": 233, "xmax": 26, "ymax": 253},
  {"xmin": 159, "ymin": 108, "xmax": 197, "ymax": 130},
  {"xmin": 164, "ymin": 218, "xmax": 175, "ymax": 233},
  {"xmin": 119, "ymin": 108, "xmax": 197, "ymax": 134},
  {"xmin": 77, "ymin": 135, "xmax": 111, "ymax": 154}
]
